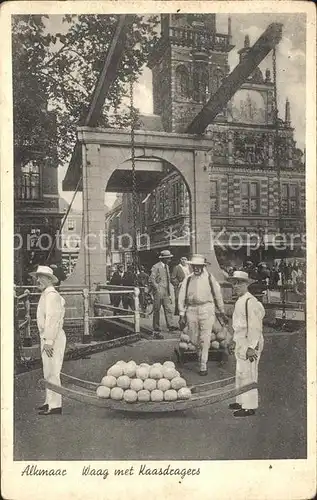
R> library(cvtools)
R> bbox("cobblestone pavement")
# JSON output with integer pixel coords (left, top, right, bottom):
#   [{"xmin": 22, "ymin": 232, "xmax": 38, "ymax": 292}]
[{"xmin": 14, "ymin": 325, "xmax": 306, "ymax": 461}]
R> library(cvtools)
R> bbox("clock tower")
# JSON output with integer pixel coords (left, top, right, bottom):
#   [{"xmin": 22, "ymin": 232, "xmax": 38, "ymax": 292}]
[{"xmin": 148, "ymin": 14, "xmax": 234, "ymax": 132}]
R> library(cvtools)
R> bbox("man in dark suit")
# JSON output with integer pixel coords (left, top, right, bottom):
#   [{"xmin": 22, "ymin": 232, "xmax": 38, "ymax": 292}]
[
  {"xmin": 149, "ymin": 250, "xmax": 178, "ymax": 338},
  {"xmin": 171, "ymin": 257, "xmax": 191, "ymax": 315},
  {"xmin": 122, "ymin": 265, "xmax": 137, "ymax": 311},
  {"xmin": 109, "ymin": 264, "xmax": 124, "ymax": 315}
]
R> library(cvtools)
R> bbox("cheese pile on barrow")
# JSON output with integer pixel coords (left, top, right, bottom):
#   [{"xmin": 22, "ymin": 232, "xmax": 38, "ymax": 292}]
[{"xmin": 96, "ymin": 361, "xmax": 192, "ymax": 403}]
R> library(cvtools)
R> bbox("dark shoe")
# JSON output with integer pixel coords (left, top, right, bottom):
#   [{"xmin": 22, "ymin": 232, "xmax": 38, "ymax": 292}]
[
  {"xmin": 153, "ymin": 332, "xmax": 164, "ymax": 339},
  {"xmin": 233, "ymin": 409, "xmax": 255, "ymax": 417},
  {"xmin": 228, "ymin": 403, "xmax": 242, "ymax": 410},
  {"xmin": 199, "ymin": 369, "xmax": 208, "ymax": 376},
  {"xmin": 37, "ymin": 404, "xmax": 49, "ymax": 411},
  {"xmin": 38, "ymin": 407, "xmax": 62, "ymax": 416},
  {"xmin": 168, "ymin": 326, "xmax": 179, "ymax": 332}
]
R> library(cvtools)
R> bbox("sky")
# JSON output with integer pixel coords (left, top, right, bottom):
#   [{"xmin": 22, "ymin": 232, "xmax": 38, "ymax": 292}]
[{"xmin": 51, "ymin": 13, "xmax": 306, "ymax": 211}]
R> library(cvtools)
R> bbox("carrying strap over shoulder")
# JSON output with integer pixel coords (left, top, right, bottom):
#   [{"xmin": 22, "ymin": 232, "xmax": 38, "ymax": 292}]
[
  {"xmin": 184, "ymin": 273, "xmax": 220, "ymax": 312},
  {"xmin": 245, "ymin": 297, "xmax": 251, "ymax": 337}
]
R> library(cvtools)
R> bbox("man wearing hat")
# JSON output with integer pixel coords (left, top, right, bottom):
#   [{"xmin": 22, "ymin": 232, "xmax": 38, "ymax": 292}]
[
  {"xmin": 227, "ymin": 270, "xmax": 265, "ymax": 417},
  {"xmin": 149, "ymin": 250, "xmax": 178, "ymax": 338},
  {"xmin": 178, "ymin": 254, "xmax": 227, "ymax": 375},
  {"xmin": 30, "ymin": 265, "xmax": 66, "ymax": 415}
]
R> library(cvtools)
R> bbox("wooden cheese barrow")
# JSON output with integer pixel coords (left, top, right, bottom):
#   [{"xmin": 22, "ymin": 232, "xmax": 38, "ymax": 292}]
[{"xmin": 39, "ymin": 373, "xmax": 256, "ymax": 413}]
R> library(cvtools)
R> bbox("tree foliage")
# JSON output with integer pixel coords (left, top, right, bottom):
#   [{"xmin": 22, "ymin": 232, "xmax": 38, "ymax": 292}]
[{"xmin": 12, "ymin": 14, "xmax": 159, "ymax": 168}]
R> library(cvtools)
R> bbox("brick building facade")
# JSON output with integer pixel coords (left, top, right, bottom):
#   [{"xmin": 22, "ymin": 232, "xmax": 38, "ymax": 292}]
[
  {"xmin": 14, "ymin": 155, "xmax": 63, "ymax": 285},
  {"xmin": 109, "ymin": 14, "xmax": 305, "ymax": 271}
]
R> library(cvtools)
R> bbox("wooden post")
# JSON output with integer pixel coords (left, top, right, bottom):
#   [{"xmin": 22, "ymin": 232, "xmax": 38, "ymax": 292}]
[
  {"xmin": 23, "ymin": 289, "xmax": 32, "ymax": 347},
  {"xmin": 82, "ymin": 288, "xmax": 92, "ymax": 344},
  {"xmin": 134, "ymin": 287, "xmax": 140, "ymax": 334}
]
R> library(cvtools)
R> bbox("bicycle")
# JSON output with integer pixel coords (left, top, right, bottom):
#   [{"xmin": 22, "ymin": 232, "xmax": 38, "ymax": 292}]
[{"xmin": 139, "ymin": 286, "xmax": 154, "ymax": 316}]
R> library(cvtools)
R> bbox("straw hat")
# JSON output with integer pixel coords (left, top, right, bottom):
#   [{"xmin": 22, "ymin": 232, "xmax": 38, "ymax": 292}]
[
  {"xmin": 159, "ymin": 250, "xmax": 173, "ymax": 259},
  {"xmin": 188, "ymin": 254, "xmax": 206, "ymax": 266},
  {"xmin": 29, "ymin": 265, "xmax": 58, "ymax": 284},
  {"xmin": 227, "ymin": 270, "xmax": 255, "ymax": 284}
]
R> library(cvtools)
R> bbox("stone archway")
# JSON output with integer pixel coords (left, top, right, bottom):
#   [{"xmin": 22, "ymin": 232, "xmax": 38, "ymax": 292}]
[{"xmin": 63, "ymin": 126, "xmax": 223, "ymax": 286}]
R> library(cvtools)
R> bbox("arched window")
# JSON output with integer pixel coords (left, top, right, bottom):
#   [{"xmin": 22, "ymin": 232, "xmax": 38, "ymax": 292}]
[
  {"xmin": 175, "ymin": 65, "xmax": 190, "ymax": 99},
  {"xmin": 193, "ymin": 64, "xmax": 209, "ymax": 102},
  {"xmin": 18, "ymin": 161, "xmax": 41, "ymax": 200}
]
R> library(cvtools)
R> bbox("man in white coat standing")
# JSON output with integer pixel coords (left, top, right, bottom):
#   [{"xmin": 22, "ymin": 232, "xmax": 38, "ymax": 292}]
[
  {"xmin": 178, "ymin": 254, "xmax": 227, "ymax": 375},
  {"xmin": 228, "ymin": 270, "xmax": 265, "ymax": 417},
  {"xmin": 30, "ymin": 266, "xmax": 66, "ymax": 416}
]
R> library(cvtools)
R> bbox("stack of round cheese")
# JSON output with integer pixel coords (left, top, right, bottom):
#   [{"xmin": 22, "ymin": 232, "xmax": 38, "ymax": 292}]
[
  {"xmin": 96, "ymin": 360, "xmax": 192, "ymax": 402},
  {"xmin": 178, "ymin": 326, "xmax": 229, "ymax": 351},
  {"xmin": 178, "ymin": 332, "xmax": 196, "ymax": 352},
  {"xmin": 210, "ymin": 327, "xmax": 228, "ymax": 350}
]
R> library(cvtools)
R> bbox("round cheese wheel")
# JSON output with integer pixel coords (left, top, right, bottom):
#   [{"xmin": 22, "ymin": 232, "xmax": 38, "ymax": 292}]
[
  {"xmin": 130, "ymin": 378, "xmax": 144, "ymax": 392},
  {"xmin": 149, "ymin": 367, "xmax": 163, "ymax": 380},
  {"xmin": 96, "ymin": 386, "xmax": 111, "ymax": 398},
  {"xmin": 163, "ymin": 361, "xmax": 175, "ymax": 369},
  {"xmin": 152, "ymin": 362, "xmax": 163, "ymax": 369},
  {"xmin": 110, "ymin": 387, "xmax": 124, "ymax": 400},
  {"xmin": 137, "ymin": 389, "xmax": 151, "ymax": 402},
  {"xmin": 163, "ymin": 367, "xmax": 178, "ymax": 380},
  {"xmin": 107, "ymin": 365, "xmax": 123, "ymax": 378},
  {"xmin": 150, "ymin": 389, "xmax": 164, "ymax": 402},
  {"xmin": 178, "ymin": 387, "xmax": 192, "ymax": 400},
  {"xmin": 115, "ymin": 360, "xmax": 127, "ymax": 367},
  {"xmin": 139, "ymin": 363, "xmax": 150, "ymax": 369},
  {"xmin": 179, "ymin": 342, "xmax": 189, "ymax": 351},
  {"xmin": 216, "ymin": 331, "xmax": 226, "ymax": 341},
  {"xmin": 157, "ymin": 378, "xmax": 171, "ymax": 391},
  {"xmin": 116, "ymin": 375, "xmax": 131, "ymax": 390},
  {"xmin": 136, "ymin": 366, "xmax": 150, "ymax": 380},
  {"xmin": 164, "ymin": 389, "xmax": 178, "ymax": 401},
  {"xmin": 180, "ymin": 333, "xmax": 190, "ymax": 343},
  {"xmin": 143, "ymin": 378, "xmax": 157, "ymax": 391},
  {"xmin": 171, "ymin": 377, "xmax": 187, "ymax": 390},
  {"xmin": 123, "ymin": 364, "xmax": 136, "ymax": 377},
  {"xmin": 211, "ymin": 340, "xmax": 220, "ymax": 350},
  {"xmin": 100, "ymin": 375, "xmax": 117, "ymax": 388},
  {"xmin": 127, "ymin": 360, "xmax": 137, "ymax": 367},
  {"xmin": 123, "ymin": 389, "xmax": 138, "ymax": 403}
]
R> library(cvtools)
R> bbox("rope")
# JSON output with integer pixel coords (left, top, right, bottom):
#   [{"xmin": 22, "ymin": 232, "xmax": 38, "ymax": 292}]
[
  {"xmin": 129, "ymin": 78, "xmax": 139, "ymax": 272},
  {"xmin": 272, "ymin": 47, "xmax": 281, "ymax": 232},
  {"xmin": 273, "ymin": 48, "xmax": 286, "ymax": 322}
]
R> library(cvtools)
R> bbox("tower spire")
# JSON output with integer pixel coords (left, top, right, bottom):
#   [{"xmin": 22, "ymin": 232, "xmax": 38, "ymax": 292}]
[
  {"xmin": 228, "ymin": 16, "xmax": 232, "ymax": 40},
  {"xmin": 285, "ymin": 97, "xmax": 291, "ymax": 125}
]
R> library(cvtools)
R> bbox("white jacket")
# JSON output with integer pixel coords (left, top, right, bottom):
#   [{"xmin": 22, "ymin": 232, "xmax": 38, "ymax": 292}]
[
  {"xmin": 37, "ymin": 285, "xmax": 65, "ymax": 346},
  {"xmin": 232, "ymin": 292, "xmax": 265, "ymax": 358}
]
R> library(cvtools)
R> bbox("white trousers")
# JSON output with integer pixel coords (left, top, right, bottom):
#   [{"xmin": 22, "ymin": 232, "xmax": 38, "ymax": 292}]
[
  {"xmin": 186, "ymin": 303, "xmax": 215, "ymax": 370},
  {"xmin": 235, "ymin": 339, "xmax": 263, "ymax": 410},
  {"xmin": 41, "ymin": 330, "xmax": 66, "ymax": 409}
]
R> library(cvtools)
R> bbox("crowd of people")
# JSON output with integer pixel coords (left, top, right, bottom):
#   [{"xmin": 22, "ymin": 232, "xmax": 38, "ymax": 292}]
[{"xmin": 221, "ymin": 258, "xmax": 306, "ymax": 293}]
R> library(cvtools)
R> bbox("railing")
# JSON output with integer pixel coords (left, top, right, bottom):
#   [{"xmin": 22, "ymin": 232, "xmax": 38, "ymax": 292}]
[
  {"xmin": 14, "ymin": 287, "xmax": 32, "ymax": 348},
  {"xmin": 169, "ymin": 27, "xmax": 231, "ymax": 51},
  {"xmin": 14, "ymin": 285, "xmax": 141, "ymax": 350}
]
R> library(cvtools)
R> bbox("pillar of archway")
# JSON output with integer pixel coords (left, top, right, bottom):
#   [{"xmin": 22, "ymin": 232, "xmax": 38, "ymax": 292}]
[{"xmin": 63, "ymin": 128, "xmax": 224, "ymax": 287}]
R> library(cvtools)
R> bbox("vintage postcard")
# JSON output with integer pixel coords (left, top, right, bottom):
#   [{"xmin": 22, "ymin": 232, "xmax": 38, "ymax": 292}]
[{"xmin": 1, "ymin": 1, "xmax": 316, "ymax": 499}]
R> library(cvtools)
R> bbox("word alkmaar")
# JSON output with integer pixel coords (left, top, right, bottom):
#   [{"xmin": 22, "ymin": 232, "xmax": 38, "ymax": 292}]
[{"xmin": 21, "ymin": 465, "xmax": 67, "ymax": 476}]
